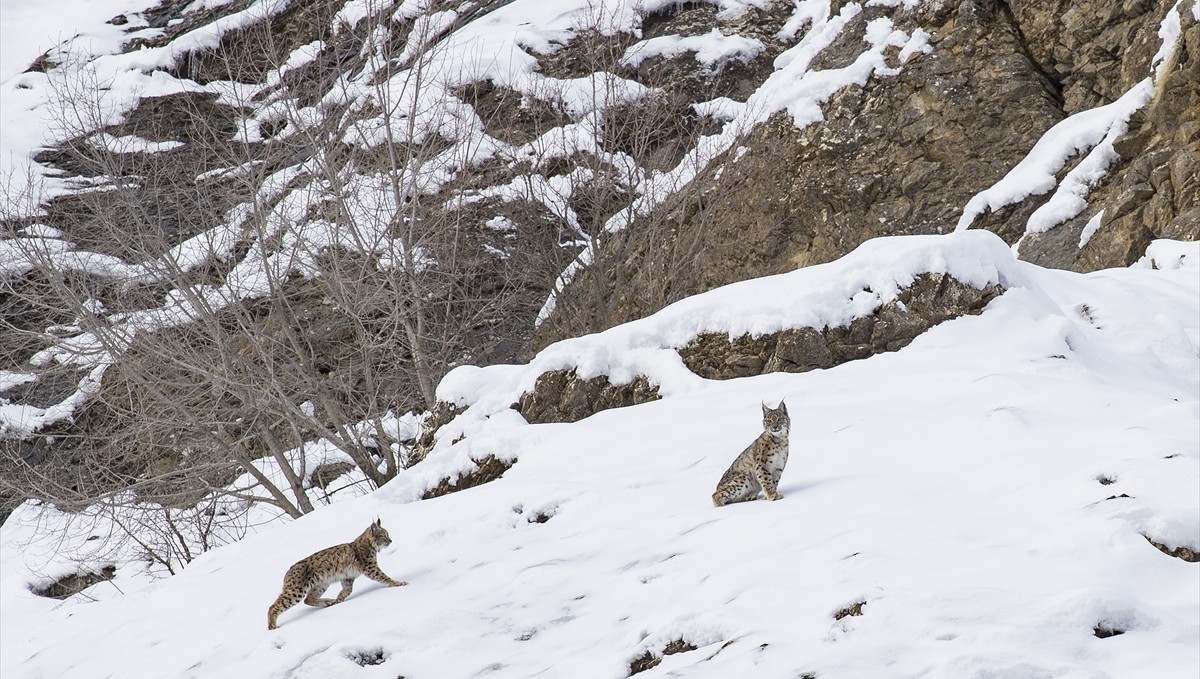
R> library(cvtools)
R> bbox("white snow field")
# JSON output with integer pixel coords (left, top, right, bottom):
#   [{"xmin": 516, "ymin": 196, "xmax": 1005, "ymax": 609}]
[{"xmin": 2, "ymin": 231, "xmax": 1197, "ymax": 679}]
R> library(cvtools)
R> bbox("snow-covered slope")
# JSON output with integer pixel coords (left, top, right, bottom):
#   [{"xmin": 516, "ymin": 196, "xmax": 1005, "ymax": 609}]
[{"xmin": 3, "ymin": 232, "xmax": 1197, "ymax": 678}]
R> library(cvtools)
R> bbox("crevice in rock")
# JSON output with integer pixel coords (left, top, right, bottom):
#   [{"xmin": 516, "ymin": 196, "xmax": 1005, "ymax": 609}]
[
  {"xmin": 996, "ymin": 0, "xmax": 1065, "ymax": 109},
  {"xmin": 513, "ymin": 504, "xmax": 556, "ymax": 524},
  {"xmin": 25, "ymin": 51, "xmax": 58, "ymax": 73},
  {"xmin": 458, "ymin": 80, "xmax": 572, "ymax": 146}
]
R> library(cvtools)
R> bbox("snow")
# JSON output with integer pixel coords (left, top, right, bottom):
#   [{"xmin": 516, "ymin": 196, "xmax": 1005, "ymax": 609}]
[
  {"xmin": 898, "ymin": 27, "xmax": 932, "ymax": 63},
  {"xmin": 87, "ymin": 132, "xmax": 185, "ymax": 153},
  {"xmin": 484, "ymin": 216, "xmax": 517, "ymax": 233},
  {"xmin": 1153, "ymin": 1, "xmax": 1184, "ymax": 80},
  {"xmin": 3, "ymin": 230, "xmax": 1197, "ymax": 679},
  {"xmin": 0, "ymin": 0, "xmax": 1185, "ymax": 433},
  {"xmin": 866, "ymin": 0, "xmax": 923, "ymax": 9},
  {"xmin": 0, "ymin": 371, "xmax": 36, "ymax": 393},
  {"xmin": 620, "ymin": 29, "xmax": 765, "ymax": 70},
  {"xmin": 1019, "ymin": 80, "xmax": 1153, "ymax": 241},
  {"xmin": 1135, "ymin": 239, "xmax": 1200, "ymax": 271},
  {"xmin": 0, "ymin": 364, "xmax": 109, "ymax": 437},
  {"xmin": 1079, "ymin": 209, "xmax": 1106, "ymax": 248},
  {"xmin": 692, "ymin": 95, "xmax": 745, "ymax": 121}
]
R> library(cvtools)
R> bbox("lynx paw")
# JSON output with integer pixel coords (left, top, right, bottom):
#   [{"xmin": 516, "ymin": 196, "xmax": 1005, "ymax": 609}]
[{"xmin": 766, "ymin": 491, "xmax": 783, "ymax": 501}]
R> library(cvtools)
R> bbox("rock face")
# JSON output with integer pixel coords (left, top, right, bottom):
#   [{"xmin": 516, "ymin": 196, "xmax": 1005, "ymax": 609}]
[
  {"xmin": 31, "ymin": 565, "xmax": 117, "ymax": 600},
  {"xmin": 628, "ymin": 639, "xmax": 698, "ymax": 676},
  {"xmin": 1019, "ymin": 9, "xmax": 1200, "ymax": 271},
  {"xmin": 516, "ymin": 370, "xmax": 661, "ymax": 425},
  {"xmin": 422, "ymin": 455, "xmax": 514, "ymax": 500},
  {"xmin": 410, "ymin": 401, "xmax": 467, "ymax": 467},
  {"xmin": 538, "ymin": 0, "xmax": 1195, "ymax": 344},
  {"xmin": 1145, "ymin": 535, "xmax": 1200, "ymax": 562},
  {"xmin": 308, "ymin": 461, "xmax": 355, "ymax": 490},
  {"xmin": 1009, "ymin": 0, "xmax": 1176, "ymax": 114},
  {"xmin": 680, "ymin": 273, "xmax": 1004, "ymax": 379}
]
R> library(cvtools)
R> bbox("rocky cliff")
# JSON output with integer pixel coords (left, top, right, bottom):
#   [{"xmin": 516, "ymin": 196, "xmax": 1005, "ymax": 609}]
[{"xmin": 536, "ymin": 0, "xmax": 1198, "ymax": 344}]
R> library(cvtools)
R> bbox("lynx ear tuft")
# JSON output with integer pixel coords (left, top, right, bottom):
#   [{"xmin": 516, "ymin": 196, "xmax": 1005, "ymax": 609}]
[
  {"xmin": 761, "ymin": 402, "xmax": 770, "ymax": 416},
  {"xmin": 373, "ymin": 518, "xmax": 382, "ymax": 528},
  {"xmin": 778, "ymin": 400, "xmax": 788, "ymax": 413}
]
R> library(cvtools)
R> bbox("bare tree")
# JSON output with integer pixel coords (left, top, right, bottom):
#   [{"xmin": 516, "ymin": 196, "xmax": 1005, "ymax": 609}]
[{"xmin": 1, "ymin": 0, "xmax": 747, "ymax": 575}]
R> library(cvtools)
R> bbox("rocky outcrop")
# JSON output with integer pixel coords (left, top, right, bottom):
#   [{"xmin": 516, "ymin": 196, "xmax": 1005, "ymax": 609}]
[
  {"xmin": 496, "ymin": 273, "xmax": 1002, "ymax": 431},
  {"xmin": 410, "ymin": 401, "xmax": 467, "ymax": 467},
  {"xmin": 31, "ymin": 565, "xmax": 116, "ymax": 599},
  {"xmin": 1008, "ymin": 0, "xmax": 1175, "ymax": 115},
  {"xmin": 628, "ymin": 639, "xmax": 698, "ymax": 676},
  {"xmin": 308, "ymin": 461, "xmax": 354, "ymax": 489},
  {"xmin": 1145, "ymin": 535, "xmax": 1200, "ymax": 562},
  {"xmin": 537, "ymin": 0, "xmax": 1056, "ymax": 343},
  {"xmin": 834, "ymin": 600, "xmax": 867, "ymax": 620},
  {"xmin": 422, "ymin": 455, "xmax": 513, "ymax": 499},
  {"xmin": 515, "ymin": 371, "xmax": 661, "ymax": 424},
  {"xmin": 1020, "ymin": 10, "xmax": 1200, "ymax": 271},
  {"xmin": 679, "ymin": 273, "xmax": 1003, "ymax": 379}
]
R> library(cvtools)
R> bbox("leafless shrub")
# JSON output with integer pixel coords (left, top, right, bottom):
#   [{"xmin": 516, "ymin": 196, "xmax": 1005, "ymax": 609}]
[{"xmin": 1, "ymin": 0, "xmax": 746, "ymax": 570}]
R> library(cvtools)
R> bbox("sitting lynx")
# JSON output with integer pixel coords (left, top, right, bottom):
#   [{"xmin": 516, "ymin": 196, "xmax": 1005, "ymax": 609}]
[
  {"xmin": 267, "ymin": 519, "xmax": 406, "ymax": 630},
  {"xmin": 712, "ymin": 401, "xmax": 790, "ymax": 507}
]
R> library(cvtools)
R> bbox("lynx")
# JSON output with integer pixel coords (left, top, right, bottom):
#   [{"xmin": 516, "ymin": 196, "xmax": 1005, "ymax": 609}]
[
  {"xmin": 267, "ymin": 519, "xmax": 406, "ymax": 630},
  {"xmin": 712, "ymin": 401, "xmax": 790, "ymax": 507}
]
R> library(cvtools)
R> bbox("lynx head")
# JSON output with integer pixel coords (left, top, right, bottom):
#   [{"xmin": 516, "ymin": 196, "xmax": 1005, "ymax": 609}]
[
  {"xmin": 761, "ymin": 400, "xmax": 790, "ymax": 437},
  {"xmin": 364, "ymin": 518, "xmax": 392, "ymax": 550}
]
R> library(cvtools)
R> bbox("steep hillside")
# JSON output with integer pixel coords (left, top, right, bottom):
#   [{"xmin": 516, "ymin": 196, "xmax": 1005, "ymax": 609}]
[
  {"xmin": 2, "ymin": 232, "xmax": 1197, "ymax": 678},
  {"xmin": 2, "ymin": 1, "xmax": 1195, "ymax": 500}
]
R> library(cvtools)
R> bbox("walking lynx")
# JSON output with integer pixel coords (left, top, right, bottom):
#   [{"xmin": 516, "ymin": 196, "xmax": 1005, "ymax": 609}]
[
  {"xmin": 712, "ymin": 401, "xmax": 790, "ymax": 507},
  {"xmin": 267, "ymin": 519, "xmax": 406, "ymax": 630}
]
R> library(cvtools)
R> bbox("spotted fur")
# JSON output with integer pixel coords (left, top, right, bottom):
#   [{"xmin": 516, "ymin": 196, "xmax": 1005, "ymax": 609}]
[
  {"xmin": 267, "ymin": 519, "xmax": 405, "ymax": 630},
  {"xmin": 712, "ymin": 401, "xmax": 790, "ymax": 507}
]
